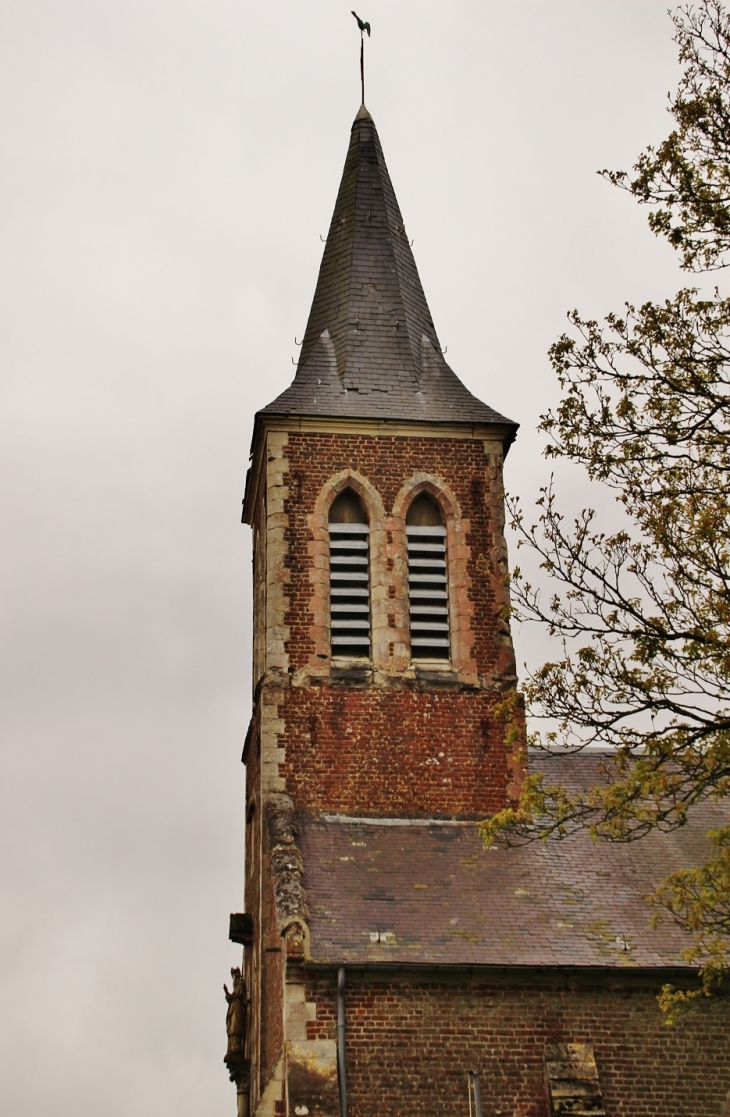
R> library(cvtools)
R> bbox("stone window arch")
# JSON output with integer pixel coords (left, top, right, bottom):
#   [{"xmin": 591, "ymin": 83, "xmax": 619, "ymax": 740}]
[
  {"xmin": 405, "ymin": 493, "xmax": 450, "ymax": 660},
  {"xmin": 306, "ymin": 471, "xmax": 388, "ymax": 673},
  {"xmin": 328, "ymin": 489, "xmax": 371, "ymax": 658},
  {"xmin": 392, "ymin": 474, "xmax": 476, "ymax": 680}
]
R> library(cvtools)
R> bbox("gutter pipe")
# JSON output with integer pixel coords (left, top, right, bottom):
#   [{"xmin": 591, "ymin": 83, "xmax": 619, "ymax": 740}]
[
  {"xmin": 337, "ymin": 967, "xmax": 348, "ymax": 1117},
  {"xmin": 468, "ymin": 1071, "xmax": 483, "ymax": 1117}
]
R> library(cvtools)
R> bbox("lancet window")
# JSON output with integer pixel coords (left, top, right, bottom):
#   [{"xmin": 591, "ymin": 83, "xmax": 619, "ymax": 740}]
[
  {"xmin": 406, "ymin": 494, "xmax": 450, "ymax": 660},
  {"xmin": 329, "ymin": 491, "xmax": 371, "ymax": 658}
]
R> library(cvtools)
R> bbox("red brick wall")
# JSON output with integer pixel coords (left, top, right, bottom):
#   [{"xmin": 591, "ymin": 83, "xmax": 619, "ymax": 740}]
[
  {"xmin": 274, "ymin": 431, "xmax": 522, "ymax": 817},
  {"xmin": 303, "ymin": 973, "xmax": 730, "ymax": 1117},
  {"xmin": 280, "ymin": 685, "xmax": 513, "ymax": 818},
  {"xmin": 282, "ymin": 432, "xmax": 510, "ymax": 677}
]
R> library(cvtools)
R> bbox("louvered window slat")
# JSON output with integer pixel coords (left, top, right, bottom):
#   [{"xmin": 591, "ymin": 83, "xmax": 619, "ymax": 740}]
[
  {"xmin": 329, "ymin": 522, "xmax": 371, "ymax": 657},
  {"xmin": 407, "ymin": 524, "xmax": 449, "ymax": 660}
]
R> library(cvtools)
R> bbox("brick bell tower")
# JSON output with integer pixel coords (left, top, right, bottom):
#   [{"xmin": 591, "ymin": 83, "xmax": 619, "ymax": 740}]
[{"xmin": 230, "ymin": 104, "xmax": 526, "ymax": 1117}]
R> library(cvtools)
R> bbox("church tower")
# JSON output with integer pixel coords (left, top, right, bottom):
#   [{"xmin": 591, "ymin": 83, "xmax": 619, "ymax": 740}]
[
  {"xmin": 231, "ymin": 103, "xmax": 524, "ymax": 1116},
  {"xmin": 244, "ymin": 104, "xmax": 523, "ymax": 822},
  {"xmin": 227, "ymin": 104, "xmax": 730, "ymax": 1117}
]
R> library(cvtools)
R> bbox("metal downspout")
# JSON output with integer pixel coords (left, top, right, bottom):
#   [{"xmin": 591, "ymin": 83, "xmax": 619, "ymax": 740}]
[
  {"xmin": 337, "ymin": 968, "xmax": 348, "ymax": 1117},
  {"xmin": 468, "ymin": 1071, "xmax": 483, "ymax": 1117}
]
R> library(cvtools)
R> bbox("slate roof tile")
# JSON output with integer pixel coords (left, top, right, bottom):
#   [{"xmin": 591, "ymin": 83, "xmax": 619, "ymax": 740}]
[
  {"xmin": 297, "ymin": 753, "xmax": 729, "ymax": 970},
  {"xmin": 259, "ymin": 107, "xmax": 516, "ymax": 434}
]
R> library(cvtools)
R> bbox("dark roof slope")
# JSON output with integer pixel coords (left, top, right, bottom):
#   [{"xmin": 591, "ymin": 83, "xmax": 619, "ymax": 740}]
[
  {"xmin": 298, "ymin": 754, "xmax": 728, "ymax": 970},
  {"xmin": 260, "ymin": 107, "xmax": 516, "ymax": 431}
]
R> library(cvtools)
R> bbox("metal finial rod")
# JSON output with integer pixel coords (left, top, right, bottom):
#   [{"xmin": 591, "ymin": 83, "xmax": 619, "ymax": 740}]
[{"xmin": 351, "ymin": 11, "xmax": 371, "ymax": 105}]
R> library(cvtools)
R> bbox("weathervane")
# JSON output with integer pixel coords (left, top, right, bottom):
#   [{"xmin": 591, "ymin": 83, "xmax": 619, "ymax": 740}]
[{"xmin": 351, "ymin": 11, "xmax": 371, "ymax": 106}]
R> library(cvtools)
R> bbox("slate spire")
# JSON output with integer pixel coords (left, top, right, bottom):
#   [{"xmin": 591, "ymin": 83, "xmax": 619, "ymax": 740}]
[{"xmin": 261, "ymin": 108, "xmax": 516, "ymax": 435}]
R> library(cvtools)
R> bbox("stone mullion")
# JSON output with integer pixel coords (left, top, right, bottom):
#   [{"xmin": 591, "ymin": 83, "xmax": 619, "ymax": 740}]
[
  {"xmin": 444, "ymin": 514, "xmax": 475, "ymax": 680},
  {"xmin": 383, "ymin": 513, "xmax": 410, "ymax": 672},
  {"xmin": 368, "ymin": 520, "xmax": 390, "ymax": 669}
]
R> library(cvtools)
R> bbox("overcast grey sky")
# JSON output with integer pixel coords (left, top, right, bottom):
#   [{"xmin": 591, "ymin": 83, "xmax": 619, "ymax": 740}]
[{"xmin": 0, "ymin": 2, "xmax": 695, "ymax": 1114}]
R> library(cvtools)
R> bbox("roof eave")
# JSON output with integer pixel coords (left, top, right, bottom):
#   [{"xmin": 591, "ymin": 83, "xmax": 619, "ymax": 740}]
[{"xmin": 299, "ymin": 960, "xmax": 701, "ymax": 984}]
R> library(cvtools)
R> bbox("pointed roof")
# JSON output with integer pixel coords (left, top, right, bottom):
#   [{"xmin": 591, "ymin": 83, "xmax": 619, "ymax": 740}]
[{"xmin": 260, "ymin": 107, "xmax": 516, "ymax": 437}]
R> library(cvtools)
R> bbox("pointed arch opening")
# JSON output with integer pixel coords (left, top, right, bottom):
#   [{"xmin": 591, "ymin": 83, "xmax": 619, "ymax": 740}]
[
  {"xmin": 406, "ymin": 494, "xmax": 450, "ymax": 660},
  {"xmin": 329, "ymin": 490, "xmax": 371, "ymax": 658}
]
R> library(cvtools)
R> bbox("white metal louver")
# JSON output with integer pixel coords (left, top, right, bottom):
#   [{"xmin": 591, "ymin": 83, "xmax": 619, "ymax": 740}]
[
  {"xmin": 329, "ymin": 522, "xmax": 371, "ymax": 657},
  {"xmin": 407, "ymin": 524, "xmax": 449, "ymax": 659}
]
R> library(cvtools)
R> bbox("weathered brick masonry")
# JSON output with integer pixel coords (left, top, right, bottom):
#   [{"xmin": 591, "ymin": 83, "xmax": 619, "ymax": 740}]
[
  {"xmin": 276, "ymin": 430, "xmax": 522, "ymax": 818},
  {"xmin": 282, "ymin": 432, "xmax": 512, "ymax": 677},
  {"xmin": 302, "ymin": 973, "xmax": 730, "ymax": 1117},
  {"xmin": 280, "ymin": 685, "xmax": 511, "ymax": 818}
]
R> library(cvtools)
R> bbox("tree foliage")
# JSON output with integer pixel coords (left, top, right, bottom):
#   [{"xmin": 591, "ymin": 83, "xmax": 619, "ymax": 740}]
[
  {"xmin": 482, "ymin": 0, "xmax": 730, "ymax": 1019},
  {"xmin": 604, "ymin": 0, "xmax": 730, "ymax": 271}
]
